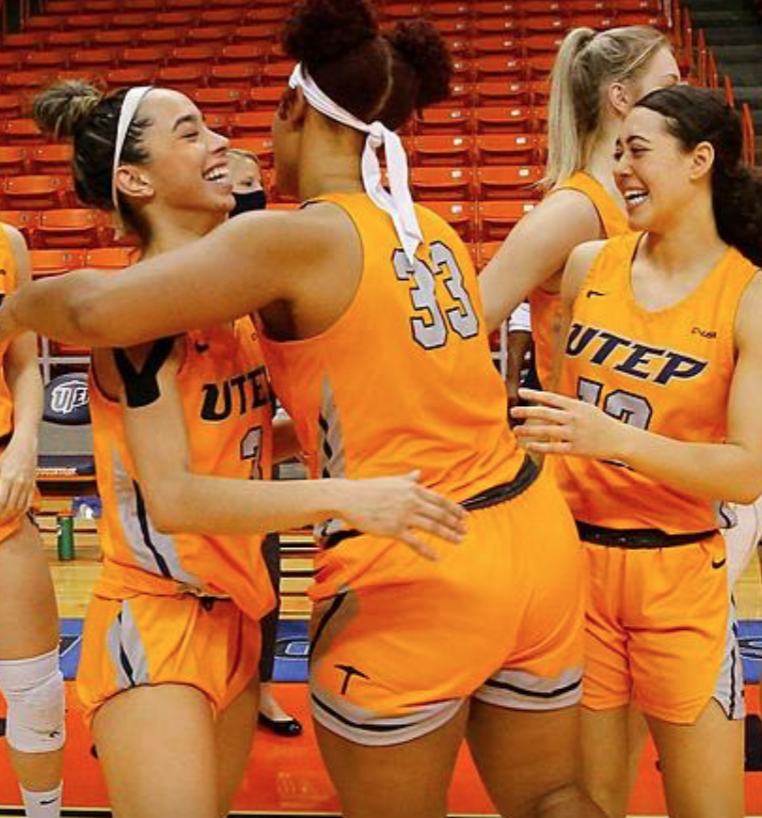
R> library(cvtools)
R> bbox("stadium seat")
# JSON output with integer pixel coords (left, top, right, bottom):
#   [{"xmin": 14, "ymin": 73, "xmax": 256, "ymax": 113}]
[
  {"xmin": 474, "ymin": 81, "xmax": 531, "ymax": 106},
  {"xmin": 85, "ymin": 247, "xmax": 139, "ymax": 269},
  {"xmin": 415, "ymin": 107, "xmax": 472, "ymax": 136},
  {"xmin": 412, "ymin": 135, "xmax": 473, "ymax": 168},
  {"xmin": 473, "ymin": 56, "xmax": 525, "ymax": 82},
  {"xmin": 526, "ymin": 54, "xmax": 556, "ymax": 79},
  {"xmin": 67, "ymin": 14, "xmax": 108, "ymax": 30},
  {"xmin": 30, "ymin": 249, "xmax": 86, "ymax": 278},
  {"xmin": 36, "ymin": 210, "xmax": 102, "ymax": 250},
  {"xmin": 191, "ymin": 88, "xmax": 245, "ymax": 114},
  {"xmin": 122, "ymin": 0, "xmax": 161, "ymax": 9},
  {"xmin": 0, "ymin": 52, "xmax": 21, "ymax": 72},
  {"xmin": 472, "ymin": 35, "xmax": 521, "ymax": 56},
  {"xmin": 70, "ymin": 50, "xmax": 118, "ymax": 72},
  {"xmin": 475, "ymin": 133, "xmax": 536, "ymax": 164},
  {"xmin": 476, "ymin": 165, "xmax": 543, "ymax": 199},
  {"xmin": 521, "ymin": 15, "xmax": 567, "ymax": 34},
  {"xmin": 229, "ymin": 111, "xmax": 275, "ymax": 138},
  {"xmin": 429, "ymin": 83, "xmax": 472, "ymax": 109},
  {"xmin": 261, "ymin": 62, "xmax": 296, "ymax": 87},
  {"xmin": 48, "ymin": 31, "xmax": 93, "ymax": 49},
  {"xmin": 0, "ymin": 146, "xmax": 29, "ymax": 176},
  {"xmin": 122, "ymin": 47, "xmax": 168, "ymax": 69},
  {"xmin": 1, "ymin": 119, "xmax": 45, "ymax": 146},
  {"xmin": 104, "ymin": 68, "xmax": 156, "ymax": 88},
  {"xmin": 249, "ymin": 87, "xmax": 284, "ymax": 111},
  {"xmin": 22, "ymin": 51, "xmax": 68, "ymax": 71},
  {"xmin": 112, "ymin": 12, "xmax": 155, "ymax": 28},
  {"xmin": 420, "ymin": 201, "xmax": 475, "ymax": 242},
  {"xmin": 524, "ymin": 33, "xmax": 565, "ymax": 56},
  {"xmin": 474, "ymin": 17, "xmax": 519, "ymax": 35},
  {"xmin": 157, "ymin": 65, "xmax": 208, "ymax": 92},
  {"xmin": 154, "ymin": 11, "xmax": 198, "ymax": 27},
  {"xmin": 0, "ymin": 94, "xmax": 23, "ymax": 119},
  {"xmin": 1, "ymin": 72, "xmax": 52, "ymax": 95},
  {"xmin": 169, "ymin": 46, "xmax": 218, "ymax": 65},
  {"xmin": 29, "ymin": 145, "xmax": 73, "ymax": 176},
  {"xmin": 0, "ymin": 211, "xmax": 39, "ymax": 244},
  {"xmin": 410, "ymin": 168, "xmax": 473, "ymax": 201},
  {"xmin": 219, "ymin": 44, "xmax": 267, "ymax": 64},
  {"xmin": 1, "ymin": 33, "xmax": 39, "ymax": 51},
  {"xmin": 202, "ymin": 113, "xmax": 231, "ymax": 136},
  {"xmin": 138, "ymin": 28, "xmax": 184, "ymax": 46},
  {"xmin": 165, "ymin": 0, "xmax": 205, "ymax": 10},
  {"xmin": 209, "ymin": 63, "xmax": 260, "ymax": 87},
  {"xmin": 230, "ymin": 25, "xmax": 275, "ymax": 44},
  {"xmin": 94, "ymin": 29, "xmax": 138, "ymax": 47},
  {"xmin": 186, "ymin": 27, "xmax": 233, "ymax": 45},
  {"xmin": 474, "ymin": 106, "xmax": 535, "ymax": 133},
  {"xmin": 429, "ymin": 2, "xmax": 471, "ymax": 19},
  {"xmin": 199, "ymin": 8, "xmax": 242, "ymax": 25},
  {"xmin": 478, "ymin": 200, "xmax": 536, "ymax": 241},
  {"xmin": 23, "ymin": 15, "xmax": 64, "ymax": 33},
  {"xmin": 3, "ymin": 176, "xmax": 68, "ymax": 210}
]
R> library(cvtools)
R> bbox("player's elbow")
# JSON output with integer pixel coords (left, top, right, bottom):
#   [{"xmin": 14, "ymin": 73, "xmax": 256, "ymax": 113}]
[
  {"xmin": 725, "ymin": 461, "xmax": 762, "ymax": 505},
  {"xmin": 141, "ymin": 479, "xmax": 186, "ymax": 535}
]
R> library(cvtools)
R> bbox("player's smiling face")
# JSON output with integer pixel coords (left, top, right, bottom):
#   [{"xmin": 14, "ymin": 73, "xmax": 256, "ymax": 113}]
[
  {"xmin": 115, "ymin": 89, "xmax": 234, "ymax": 228},
  {"xmin": 614, "ymin": 106, "xmax": 703, "ymax": 233}
]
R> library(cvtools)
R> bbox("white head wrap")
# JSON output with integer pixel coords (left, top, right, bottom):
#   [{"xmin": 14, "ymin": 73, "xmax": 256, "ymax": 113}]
[
  {"xmin": 111, "ymin": 85, "xmax": 153, "ymax": 235},
  {"xmin": 288, "ymin": 63, "xmax": 423, "ymax": 263}
]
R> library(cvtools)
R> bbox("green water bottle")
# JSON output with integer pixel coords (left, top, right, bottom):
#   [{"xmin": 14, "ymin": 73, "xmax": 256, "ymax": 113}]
[{"xmin": 56, "ymin": 511, "xmax": 75, "ymax": 561}]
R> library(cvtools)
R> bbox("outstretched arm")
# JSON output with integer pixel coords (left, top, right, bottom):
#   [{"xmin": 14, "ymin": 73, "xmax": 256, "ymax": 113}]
[
  {"xmin": 0, "ymin": 209, "xmax": 332, "ymax": 348},
  {"xmin": 108, "ymin": 342, "xmax": 466, "ymax": 560}
]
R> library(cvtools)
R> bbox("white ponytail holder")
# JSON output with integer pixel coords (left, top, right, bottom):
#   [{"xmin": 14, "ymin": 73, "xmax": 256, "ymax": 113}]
[{"xmin": 288, "ymin": 64, "xmax": 423, "ymax": 264}]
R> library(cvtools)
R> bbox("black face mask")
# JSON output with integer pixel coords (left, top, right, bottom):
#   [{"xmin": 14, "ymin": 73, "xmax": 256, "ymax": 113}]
[{"xmin": 231, "ymin": 189, "xmax": 267, "ymax": 217}]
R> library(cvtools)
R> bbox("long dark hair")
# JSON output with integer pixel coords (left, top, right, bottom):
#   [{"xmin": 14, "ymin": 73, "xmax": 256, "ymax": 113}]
[{"xmin": 636, "ymin": 85, "xmax": 762, "ymax": 266}]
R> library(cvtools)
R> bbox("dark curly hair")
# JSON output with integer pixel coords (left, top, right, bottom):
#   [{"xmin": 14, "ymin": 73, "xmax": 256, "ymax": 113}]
[
  {"xmin": 281, "ymin": 0, "xmax": 452, "ymax": 130},
  {"xmin": 33, "ymin": 79, "xmax": 153, "ymax": 242},
  {"xmin": 636, "ymin": 85, "xmax": 762, "ymax": 266}
]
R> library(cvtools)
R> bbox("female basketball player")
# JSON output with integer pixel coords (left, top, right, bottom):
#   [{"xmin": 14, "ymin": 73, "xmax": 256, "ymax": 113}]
[
  {"xmin": 0, "ymin": 225, "xmax": 63, "ymax": 818},
  {"xmin": 513, "ymin": 85, "xmax": 762, "ymax": 818},
  {"xmin": 28, "ymin": 79, "xmax": 466, "ymax": 818},
  {"xmin": 481, "ymin": 25, "xmax": 679, "ymax": 390},
  {"xmin": 0, "ymin": 1, "xmax": 607, "ymax": 815}
]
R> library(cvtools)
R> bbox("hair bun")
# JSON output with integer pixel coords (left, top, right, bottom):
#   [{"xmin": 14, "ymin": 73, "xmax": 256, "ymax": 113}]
[
  {"xmin": 281, "ymin": 0, "xmax": 378, "ymax": 69},
  {"xmin": 33, "ymin": 80, "xmax": 103, "ymax": 141},
  {"xmin": 387, "ymin": 20, "xmax": 452, "ymax": 108}
]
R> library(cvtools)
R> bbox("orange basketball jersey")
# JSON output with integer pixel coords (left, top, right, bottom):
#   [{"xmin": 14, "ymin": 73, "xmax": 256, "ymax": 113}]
[
  {"xmin": 556, "ymin": 232, "xmax": 758, "ymax": 533},
  {"xmin": 529, "ymin": 172, "xmax": 629, "ymax": 387},
  {"xmin": 89, "ymin": 322, "xmax": 275, "ymax": 623},
  {"xmin": 0, "ymin": 226, "xmax": 19, "ymax": 440},
  {"xmin": 259, "ymin": 192, "xmax": 523, "ymax": 534}
]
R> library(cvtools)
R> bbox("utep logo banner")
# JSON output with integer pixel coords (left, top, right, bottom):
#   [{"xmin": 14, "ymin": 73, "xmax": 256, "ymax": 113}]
[{"xmin": 45, "ymin": 375, "xmax": 91, "ymax": 425}]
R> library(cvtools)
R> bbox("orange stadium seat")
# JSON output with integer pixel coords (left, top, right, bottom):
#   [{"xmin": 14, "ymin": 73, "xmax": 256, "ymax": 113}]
[
  {"xmin": 70, "ymin": 50, "xmax": 118, "ymax": 72},
  {"xmin": 191, "ymin": 88, "xmax": 245, "ymax": 114},
  {"xmin": 157, "ymin": 65, "xmax": 208, "ymax": 92},
  {"xmin": 66, "ymin": 15, "xmax": 107, "ymax": 30},
  {"xmin": 261, "ymin": 62, "xmax": 296, "ymax": 87},
  {"xmin": 0, "ymin": 94, "xmax": 23, "ymax": 119},
  {"xmin": 429, "ymin": 2, "xmax": 471, "ymax": 19},
  {"xmin": 30, "ymin": 249, "xmax": 86, "ymax": 278},
  {"xmin": 28, "ymin": 145, "xmax": 73, "ymax": 176},
  {"xmin": 165, "ymin": 0, "xmax": 205, "ymax": 10},
  {"xmin": 0, "ymin": 53, "xmax": 21, "ymax": 72},
  {"xmin": 230, "ymin": 25, "xmax": 275, "ymax": 44},
  {"xmin": 474, "ymin": 106, "xmax": 535, "ymax": 133},
  {"xmin": 3, "ymin": 176, "xmax": 68, "ymax": 210},
  {"xmin": 169, "ymin": 46, "xmax": 218, "ymax": 65},
  {"xmin": 88, "ymin": 0, "xmax": 120, "ymax": 10},
  {"xmin": 186, "ymin": 27, "xmax": 233, "ymax": 45},
  {"xmin": 1, "ymin": 33, "xmax": 39, "ymax": 51},
  {"xmin": 415, "ymin": 107, "xmax": 472, "ymax": 136},
  {"xmin": 219, "ymin": 44, "xmax": 267, "ymax": 64},
  {"xmin": 478, "ymin": 200, "xmax": 536, "ymax": 241},
  {"xmin": 248, "ymin": 87, "xmax": 283, "ymax": 111},
  {"xmin": 202, "ymin": 113, "xmax": 231, "ymax": 135},
  {"xmin": 521, "ymin": 15, "xmax": 567, "ymax": 34},
  {"xmin": 523, "ymin": 33, "xmax": 565, "ymax": 56},
  {"xmin": 122, "ymin": 47, "xmax": 168, "ymax": 69},
  {"xmin": 1, "ymin": 119, "xmax": 45, "ymax": 145},
  {"xmin": 526, "ymin": 54, "xmax": 556, "ymax": 79},
  {"xmin": 199, "ymin": 8, "xmax": 242, "ymax": 25},
  {"xmin": 476, "ymin": 165, "xmax": 543, "ymax": 199},
  {"xmin": 229, "ymin": 111, "xmax": 275, "ymax": 138},
  {"xmin": 22, "ymin": 51, "xmax": 69, "ymax": 72},
  {"xmin": 84, "ymin": 246, "xmax": 139, "ymax": 270},
  {"xmin": 22, "ymin": 15, "xmax": 64, "ymax": 33},
  {"xmin": 36, "ymin": 209, "xmax": 102, "ymax": 250},
  {"xmin": 209, "ymin": 0, "xmax": 251, "ymax": 7},
  {"xmin": 0, "ymin": 211, "xmax": 39, "ymax": 244},
  {"xmin": 530, "ymin": 80, "xmax": 552, "ymax": 104},
  {"xmin": 229, "ymin": 136, "xmax": 274, "ymax": 167},
  {"xmin": 153, "ymin": 12, "xmax": 197, "ymax": 28},
  {"xmin": 122, "ymin": 0, "xmax": 162, "ymax": 9},
  {"xmin": 0, "ymin": 147, "xmax": 29, "ymax": 176},
  {"xmin": 475, "ymin": 133, "xmax": 537, "ymax": 164},
  {"xmin": 472, "ymin": 35, "xmax": 521, "ymax": 56},
  {"xmin": 410, "ymin": 168, "xmax": 473, "ymax": 201},
  {"xmin": 45, "ymin": 0, "xmax": 79, "ymax": 13},
  {"xmin": 112, "ymin": 12, "xmax": 155, "ymax": 28},
  {"xmin": 412, "ymin": 135, "xmax": 473, "ymax": 167},
  {"xmin": 246, "ymin": 6, "xmax": 290, "ymax": 22},
  {"xmin": 474, "ymin": 17, "xmax": 519, "ymax": 35},
  {"xmin": 1, "ymin": 72, "xmax": 52, "ymax": 94},
  {"xmin": 473, "ymin": 56, "xmax": 525, "ymax": 82},
  {"xmin": 439, "ymin": 36, "xmax": 470, "ymax": 58},
  {"xmin": 94, "ymin": 29, "xmax": 138, "ymax": 47},
  {"xmin": 48, "ymin": 30, "xmax": 94, "ymax": 48},
  {"xmin": 429, "ymin": 83, "xmax": 472, "ymax": 109},
  {"xmin": 420, "ymin": 200, "xmax": 475, "ymax": 242},
  {"xmin": 104, "ymin": 68, "xmax": 157, "ymax": 88},
  {"xmin": 473, "ymin": 81, "xmax": 531, "ymax": 106},
  {"xmin": 209, "ymin": 63, "xmax": 260, "ymax": 87},
  {"xmin": 139, "ymin": 28, "xmax": 184, "ymax": 46},
  {"xmin": 571, "ymin": 12, "xmax": 616, "ymax": 27}
]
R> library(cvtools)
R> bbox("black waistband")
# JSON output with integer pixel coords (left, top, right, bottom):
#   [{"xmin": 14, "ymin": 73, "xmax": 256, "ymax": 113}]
[
  {"xmin": 0, "ymin": 432, "xmax": 11, "ymax": 449},
  {"xmin": 576, "ymin": 521, "xmax": 718, "ymax": 549},
  {"xmin": 322, "ymin": 455, "xmax": 540, "ymax": 549}
]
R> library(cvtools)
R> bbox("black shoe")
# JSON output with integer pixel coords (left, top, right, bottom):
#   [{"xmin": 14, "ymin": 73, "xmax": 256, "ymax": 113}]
[{"xmin": 258, "ymin": 712, "xmax": 303, "ymax": 737}]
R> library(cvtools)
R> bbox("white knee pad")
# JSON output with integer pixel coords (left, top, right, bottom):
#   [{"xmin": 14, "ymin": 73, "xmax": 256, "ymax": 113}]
[{"xmin": 0, "ymin": 648, "xmax": 65, "ymax": 753}]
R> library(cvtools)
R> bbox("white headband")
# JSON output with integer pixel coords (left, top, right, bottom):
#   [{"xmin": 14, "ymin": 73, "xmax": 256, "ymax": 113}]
[
  {"xmin": 112, "ymin": 85, "xmax": 153, "ymax": 234},
  {"xmin": 288, "ymin": 64, "xmax": 423, "ymax": 264}
]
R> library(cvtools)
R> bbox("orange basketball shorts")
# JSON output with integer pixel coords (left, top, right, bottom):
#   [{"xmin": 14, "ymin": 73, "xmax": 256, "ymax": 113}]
[
  {"xmin": 77, "ymin": 592, "xmax": 260, "ymax": 729},
  {"xmin": 582, "ymin": 533, "xmax": 744, "ymax": 724},
  {"xmin": 309, "ymin": 468, "xmax": 586, "ymax": 746}
]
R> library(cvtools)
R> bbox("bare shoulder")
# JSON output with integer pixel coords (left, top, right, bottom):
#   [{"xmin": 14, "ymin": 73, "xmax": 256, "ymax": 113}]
[
  {"xmin": 735, "ymin": 269, "xmax": 762, "ymax": 350},
  {"xmin": 1, "ymin": 223, "xmax": 29, "ymax": 261},
  {"xmin": 525, "ymin": 187, "xmax": 604, "ymax": 235},
  {"xmin": 562, "ymin": 239, "xmax": 608, "ymax": 304}
]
